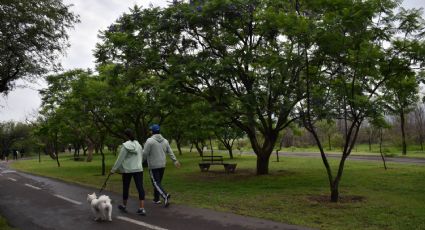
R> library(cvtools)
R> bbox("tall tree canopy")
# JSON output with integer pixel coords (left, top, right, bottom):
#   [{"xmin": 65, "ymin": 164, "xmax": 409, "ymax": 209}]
[
  {"xmin": 300, "ymin": 0, "xmax": 425, "ymax": 201},
  {"xmin": 0, "ymin": 0, "xmax": 79, "ymax": 94}
]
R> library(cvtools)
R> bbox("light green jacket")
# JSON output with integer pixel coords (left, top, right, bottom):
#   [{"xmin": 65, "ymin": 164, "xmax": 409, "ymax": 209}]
[
  {"xmin": 111, "ymin": 140, "xmax": 143, "ymax": 173},
  {"xmin": 143, "ymin": 134, "xmax": 177, "ymax": 169}
]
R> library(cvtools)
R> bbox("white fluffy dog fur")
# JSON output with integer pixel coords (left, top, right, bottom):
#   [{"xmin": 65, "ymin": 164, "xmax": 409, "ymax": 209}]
[{"xmin": 87, "ymin": 192, "xmax": 112, "ymax": 221}]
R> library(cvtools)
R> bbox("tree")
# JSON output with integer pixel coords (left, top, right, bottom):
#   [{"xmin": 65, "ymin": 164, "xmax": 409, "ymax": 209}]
[
  {"xmin": 39, "ymin": 70, "xmax": 93, "ymax": 161},
  {"xmin": 165, "ymin": 0, "xmax": 306, "ymax": 174},
  {"xmin": 182, "ymin": 101, "xmax": 216, "ymax": 156},
  {"xmin": 94, "ymin": 5, "xmax": 176, "ymax": 144},
  {"xmin": 383, "ymin": 71, "xmax": 419, "ymax": 155},
  {"xmin": 215, "ymin": 122, "xmax": 244, "ymax": 159},
  {"xmin": 0, "ymin": 121, "xmax": 31, "ymax": 159},
  {"xmin": 0, "ymin": 0, "xmax": 79, "ymax": 94},
  {"xmin": 413, "ymin": 104, "xmax": 425, "ymax": 151},
  {"xmin": 370, "ymin": 116, "xmax": 391, "ymax": 170},
  {"xmin": 300, "ymin": 0, "xmax": 424, "ymax": 202},
  {"xmin": 316, "ymin": 120, "xmax": 337, "ymax": 151}
]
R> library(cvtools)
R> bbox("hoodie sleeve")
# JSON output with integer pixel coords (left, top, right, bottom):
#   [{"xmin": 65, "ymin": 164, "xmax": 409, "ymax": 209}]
[
  {"xmin": 111, "ymin": 146, "xmax": 127, "ymax": 173},
  {"xmin": 165, "ymin": 140, "xmax": 177, "ymax": 162}
]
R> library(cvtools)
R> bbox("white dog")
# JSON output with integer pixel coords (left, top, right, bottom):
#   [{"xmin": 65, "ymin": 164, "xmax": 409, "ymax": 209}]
[{"xmin": 87, "ymin": 192, "xmax": 112, "ymax": 222}]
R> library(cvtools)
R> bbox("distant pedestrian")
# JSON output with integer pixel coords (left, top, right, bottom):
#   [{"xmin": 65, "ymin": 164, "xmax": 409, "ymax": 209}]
[
  {"xmin": 110, "ymin": 128, "xmax": 146, "ymax": 216},
  {"xmin": 143, "ymin": 124, "xmax": 180, "ymax": 207}
]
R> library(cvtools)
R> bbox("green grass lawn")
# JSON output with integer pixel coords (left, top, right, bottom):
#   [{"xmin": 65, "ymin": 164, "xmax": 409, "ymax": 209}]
[
  {"xmin": 0, "ymin": 216, "xmax": 17, "ymax": 230},
  {"xmin": 11, "ymin": 152, "xmax": 425, "ymax": 230}
]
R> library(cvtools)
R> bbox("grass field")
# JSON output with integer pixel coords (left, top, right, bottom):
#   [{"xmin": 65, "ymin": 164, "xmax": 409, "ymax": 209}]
[
  {"xmin": 11, "ymin": 152, "xmax": 425, "ymax": 230},
  {"xmin": 0, "ymin": 216, "xmax": 17, "ymax": 230}
]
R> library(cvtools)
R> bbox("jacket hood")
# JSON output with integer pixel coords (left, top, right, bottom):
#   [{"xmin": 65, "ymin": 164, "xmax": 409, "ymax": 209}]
[
  {"xmin": 122, "ymin": 140, "xmax": 139, "ymax": 154},
  {"xmin": 152, "ymin": 134, "xmax": 165, "ymax": 143}
]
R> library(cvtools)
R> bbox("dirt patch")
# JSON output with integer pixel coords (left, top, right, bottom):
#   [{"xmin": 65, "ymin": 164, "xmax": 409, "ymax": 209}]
[
  {"xmin": 183, "ymin": 168, "xmax": 255, "ymax": 181},
  {"xmin": 307, "ymin": 195, "xmax": 366, "ymax": 204}
]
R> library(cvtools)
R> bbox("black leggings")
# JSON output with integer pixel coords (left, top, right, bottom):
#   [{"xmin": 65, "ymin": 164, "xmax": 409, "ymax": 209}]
[{"xmin": 122, "ymin": 171, "xmax": 145, "ymax": 200}]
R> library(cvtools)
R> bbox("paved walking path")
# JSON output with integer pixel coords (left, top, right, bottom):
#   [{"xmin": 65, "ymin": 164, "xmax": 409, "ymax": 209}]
[
  {"xmin": 280, "ymin": 152, "xmax": 425, "ymax": 164},
  {"xmin": 0, "ymin": 161, "xmax": 312, "ymax": 230}
]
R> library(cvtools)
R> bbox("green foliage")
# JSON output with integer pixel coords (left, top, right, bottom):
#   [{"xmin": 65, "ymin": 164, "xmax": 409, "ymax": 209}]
[
  {"xmin": 0, "ymin": 215, "xmax": 17, "ymax": 230},
  {"xmin": 0, "ymin": 121, "xmax": 31, "ymax": 157},
  {"xmin": 0, "ymin": 0, "xmax": 79, "ymax": 94},
  {"xmin": 296, "ymin": 0, "xmax": 425, "ymax": 201}
]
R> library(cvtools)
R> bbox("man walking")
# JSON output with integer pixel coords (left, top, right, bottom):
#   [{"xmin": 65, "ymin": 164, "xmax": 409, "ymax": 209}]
[{"xmin": 143, "ymin": 124, "xmax": 180, "ymax": 207}]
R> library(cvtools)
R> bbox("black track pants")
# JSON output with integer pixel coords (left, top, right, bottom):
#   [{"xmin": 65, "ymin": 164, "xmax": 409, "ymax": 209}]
[{"xmin": 149, "ymin": 168, "xmax": 167, "ymax": 201}]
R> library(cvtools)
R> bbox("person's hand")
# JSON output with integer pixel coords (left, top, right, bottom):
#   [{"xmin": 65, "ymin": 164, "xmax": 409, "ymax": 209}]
[{"xmin": 174, "ymin": 161, "xmax": 181, "ymax": 168}]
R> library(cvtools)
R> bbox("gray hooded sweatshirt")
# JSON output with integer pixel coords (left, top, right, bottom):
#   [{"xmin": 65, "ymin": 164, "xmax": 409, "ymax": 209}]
[
  {"xmin": 143, "ymin": 134, "xmax": 177, "ymax": 169},
  {"xmin": 111, "ymin": 140, "xmax": 143, "ymax": 173}
]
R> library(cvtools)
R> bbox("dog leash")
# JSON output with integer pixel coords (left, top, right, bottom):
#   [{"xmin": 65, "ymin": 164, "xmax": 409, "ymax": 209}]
[{"xmin": 99, "ymin": 172, "xmax": 112, "ymax": 194}]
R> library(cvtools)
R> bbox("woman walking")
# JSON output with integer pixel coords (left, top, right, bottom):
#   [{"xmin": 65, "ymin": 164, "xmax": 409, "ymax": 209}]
[{"xmin": 110, "ymin": 128, "xmax": 146, "ymax": 215}]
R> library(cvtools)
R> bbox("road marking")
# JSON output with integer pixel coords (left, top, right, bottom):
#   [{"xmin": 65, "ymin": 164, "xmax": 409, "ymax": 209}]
[
  {"xmin": 8, "ymin": 177, "xmax": 17, "ymax": 181},
  {"xmin": 53, "ymin": 194, "xmax": 82, "ymax": 205},
  {"xmin": 24, "ymin": 183, "xmax": 41, "ymax": 190},
  {"xmin": 116, "ymin": 216, "xmax": 168, "ymax": 230},
  {"xmin": 2, "ymin": 170, "xmax": 16, "ymax": 173}
]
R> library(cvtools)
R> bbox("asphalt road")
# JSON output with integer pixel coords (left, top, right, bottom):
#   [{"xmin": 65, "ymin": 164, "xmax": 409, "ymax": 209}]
[{"xmin": 0, "ymin": 162, "xmax": 312, "ymax": 230}]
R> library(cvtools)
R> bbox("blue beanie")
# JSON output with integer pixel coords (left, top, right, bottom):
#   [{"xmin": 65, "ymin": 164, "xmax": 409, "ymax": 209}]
[{"xmin": 150, "ymin": 124, "xmax": 160, "ymax": 133}]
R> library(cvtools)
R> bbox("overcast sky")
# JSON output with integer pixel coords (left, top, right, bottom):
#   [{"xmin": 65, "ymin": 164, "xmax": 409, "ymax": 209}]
[{"xmin": 0, "ymin": 0, "xmax": 424, "ymax": 122}]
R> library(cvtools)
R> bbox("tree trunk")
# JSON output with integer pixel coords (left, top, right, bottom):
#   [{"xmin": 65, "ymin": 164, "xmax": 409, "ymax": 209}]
[
  {"xmin": 221, "ymin": 141, "xmax": 234, "ymax": 159},
  {"xmin": 379, "ymin": 129, "xmax": 387, "ymax": 170},
  {"xmin": 86, "ymin": 144, "xmax": 94, "ymax": 162},
  {"xmin": 194, "ymin": 142, "xmax": 203, "ymax": 157},
  {"xmin": 330, "ymin": 183, "xmax": 339, "ymax": 202},
  {"xmin": 101, "ymin": 148, "xmax": 105, "ymax": 176},
  {"xmin": 275, "ymin": 149, "xmax": 279, "ymax": 162},
  {"xmin": 228, "ymin": 147, "xmax": 233, "ymax": 159},
  {"xmin": 368, "ymin": 134, "xmax": 372, "ymax": 152},
  {"xmin": 176, "ymin": 141, "xmax": 182, "ymax": 155},
  {"xmin": 328, "ymin": 135, "xmax": 332, "ymax": 150},
  {"xmin": 400, "ymin": 112, "xmax": 407, "ymax": 155},
  {"xmin": 256, "ymin": 153, "xmax": 271, "ymax": 175},
  {"xmin": 209, "ymin": 137, "xmax": 214, "ymax": 155},
  {"xmin": 55, "ymin": 151, "xmax": 60, "ymax": 167},
  {"xmin": 54, "ymin": 135, "xmax": 60, "ymax": 167}
]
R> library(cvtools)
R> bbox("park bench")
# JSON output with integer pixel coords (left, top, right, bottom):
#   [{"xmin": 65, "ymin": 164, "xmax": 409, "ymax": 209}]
[{"xmin": 198, "ymin": 155, "xmax": 237, "ymax": 173}]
